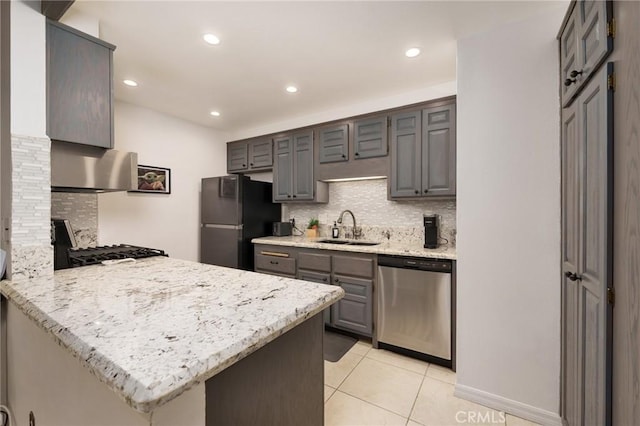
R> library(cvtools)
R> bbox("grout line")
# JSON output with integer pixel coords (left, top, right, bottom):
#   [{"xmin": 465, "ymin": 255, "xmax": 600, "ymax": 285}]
[
  {"xmin": 332, "ymin": 351, "xmax": 366, "ymax": 389},
  {"xmin": 335, "ymin": 389, "xmax": 409, "ymax": 421},
  {"xmin": 364, "ymin": 349, "xmax": 431, "ymax": 376},
  {"xmin": 406, "ymin": 373, "xmax": 427, "ymax": 425}
]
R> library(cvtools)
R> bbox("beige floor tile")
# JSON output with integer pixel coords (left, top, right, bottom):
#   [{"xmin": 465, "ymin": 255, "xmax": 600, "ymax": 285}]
[
  {"xmin": 339, "ymin": 357, "xmax": 424, "ymax": 418},
  {"xmin": 411, "ymin": 377, "xmax": 506, "ymax": 426},
  {"xmin": 407, "ymin": 421, "xmax": 424, "ymax": 426},
  {"xmin": 325, "ymin": 390, "xmax": 407, "ymax": 426},
  {"xmin": 425, "ymin": 364, "xmax": 456, "ymax": 384},
  {"xmin": 325, "ymin": 351, "xmax": 364, "ymax": 388},
  {"xmin": 365, "ymin": 348, "xmax": 429, "ymax": 375},
  {"xmin": 349, "ymin": 340, "xmax": 372, "ymax": 356},
  {"xmin": 325, "ymin": 385, "xmax": 336, "ymax": 402},
  {"xmin": 506, "ymin": 414, "xmax": 541, "ymax": 426}
]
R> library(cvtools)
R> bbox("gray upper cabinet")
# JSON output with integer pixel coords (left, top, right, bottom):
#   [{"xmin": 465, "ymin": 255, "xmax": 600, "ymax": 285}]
[
  {"xmin": 46, "ymin": 20, "xmax": 115, "ymax": 149},
  {"xmin": 273, "ymin": 136, "xmax": 293, "ymax": 201},
  {"xmin": 422, "ymin": 105, "xmax": 456, "ymax": 196},
  {"xmin": 354, "ymin": 116, "xmax": 388, "ymax": 159},
  {"xmin": 273, "ymin": 131, "xmax": 327, "ymax": 202},
  {"xmin": 319, "ymin": 124, "xmax": 349, "ymax": 164},
  {"xmin": 227, "ymin": 138, "xmax": 273, "ymax": 173},
  {"xmin": 560, "ymin": 1, "xmax": 613, "ymax": 107},
  {"xmin": 390, "ymin": 103, "xmax": 456, "ymax": 199},
  {"xmin": 292, "ymin": 132, "xmax": 314, "ymax": 200},
  {"xmin": 227, "ymin": 143, "xmax": 248, "ymax": 172}
]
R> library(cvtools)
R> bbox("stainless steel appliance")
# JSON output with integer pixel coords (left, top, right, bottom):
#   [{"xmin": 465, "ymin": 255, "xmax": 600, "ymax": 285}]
[
  {"xmin": 200, "ymin": 175, "xmax": 281, "ymax": 270},
  {"xmin": 67, "ymin": 245, "xmax": 167, "ymax": 268},
  {"xmin": 377, "ymin": 255, "xmax": 454, "ymax": 368}
]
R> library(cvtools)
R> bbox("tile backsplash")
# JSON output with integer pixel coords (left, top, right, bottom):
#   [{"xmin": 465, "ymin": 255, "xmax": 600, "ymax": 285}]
[
  {"xmin": 51, "ymin": 193, "xmax": 98, "ymax": 248},
  {"xmin": 285, "ymin": 178, "xmax": 456, "ymax": 247}
]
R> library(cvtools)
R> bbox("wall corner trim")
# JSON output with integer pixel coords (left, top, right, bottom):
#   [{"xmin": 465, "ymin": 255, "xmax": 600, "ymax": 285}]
[{"xmin": 454, "ymin": 383, "xmax": 562, "ymax": 426}]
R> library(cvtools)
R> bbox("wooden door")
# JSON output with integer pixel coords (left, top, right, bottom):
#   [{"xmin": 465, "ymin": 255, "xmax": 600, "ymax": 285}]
[
  {"xmin": 332, "ymin": 275, "xmax": 373, "ymax": 336},
  {"xmin": 560, "ymin": 7, "xmax": 580, "ymax": 106},
  {"xmin": 390, "ymin": 111, "xmax": 422, "ymax": 198},
  {"xmin": 576, "ymin": 1, "xmax": 612, "ymax": 81},
  {"xmin": 422, "ymin": 104, "xmax": 456, "ymax": 197},
  {"xmin": 318, "ymin": 124, "xmax": 349, "ymax": 164},
  {"xmin": 292, "ymin": 132, "xmax": 314, "ymax": 200},
  {"xmin": 273, "ymin": 136, "xmax": 292, "ymax": 201},
  {"xmin": 561, "ymin": 62, "xmax": 613, "ymax": 426}
]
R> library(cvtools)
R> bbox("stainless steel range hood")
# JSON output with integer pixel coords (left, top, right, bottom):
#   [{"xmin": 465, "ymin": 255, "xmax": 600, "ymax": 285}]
[{"xmin": 51, "ymin": 141, "xmax": 138, "ymax": 193}]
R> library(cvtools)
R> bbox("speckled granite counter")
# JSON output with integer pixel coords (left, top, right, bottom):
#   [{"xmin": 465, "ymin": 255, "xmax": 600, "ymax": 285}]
[
  {"xmin": 0, "ymin": 256, "xmax": 344, "ymax": 413},
  {"xmin": 252, "ymin": 236, "xmax": 457, "ymax": 260}
]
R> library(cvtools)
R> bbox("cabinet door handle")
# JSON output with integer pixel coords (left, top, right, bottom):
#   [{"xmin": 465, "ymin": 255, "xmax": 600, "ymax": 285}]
[
  {"xmin": 287, "ymin": 195, "xmax": 291, "ymax": 198},
  {"xmin": 355, "ymin": 152, "xmax": 360, "ymax": 156},
  {"xmin": 323, "ymin": 277, "xmax": 328, "ymax": 282},
  {"xmin": 250, "ymin": 163, "xmax": 254, "ymax": 166},
  {"xmin": 270, "ymin": 260, "xmax": 279, "ymax": 265},
  {"xmin": 564, "ymin": 78, "xmax": 576, "ymax": 87},
  {"xmin": 414, "ymin": 190, "xmax": 419, "ymax": 194},
  {"xmin": 424, "ymin": 189, "xmax": 429, "ymax": 193},
  {"xmin": 569, "ymin": 69, "xmax": 583, "ymax": 78},
  {"xmin": 334, "ymin": 278, "xmax": 340, "ymax": 283},
  {"xmin": 242, "ymin": 164, "xmax": 247, "ymax": 167},
  {"xmin": 342, "ymin": 154, "xmax": 346, "ymax": 159},
  {"xmin": 293, "ymin": 195, "xmax": 297, "ymax": 198},
  {"xmin": 564, "ymin": 271, "xmax": 582, "ymax": 281}
]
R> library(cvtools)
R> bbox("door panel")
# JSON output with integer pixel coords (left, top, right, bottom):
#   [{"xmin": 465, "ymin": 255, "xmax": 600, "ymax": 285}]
[
  {"xmin": 353, "ymin": 116, "xmax": 388, "ymax": 159},
  {"xmin": 390, "ymin": 111, "xmax": 421, "ymax": 198},
  {"xmin": 200, "ymin": 226, "xmax": 241, "ymax": 268},
  {"xmin": 201, "ymin": 176, "xmax": 240, "ymax": 225},
  {"xmin": 319, "ymin": 124, "xmax": 349, "ymax": 163},
  {"xmin": 332, "ymin": 275, "xmax": 372, "ymax": 336},
  {"xmin": 561, "ymin": 9, "xmax": 579, "ymax": 106},
  {"xmin": 297, "ymin": 270, "xmax": 332, "ymax": 325},
  {"xmin": 273, "ymin": 136, "xmax": 292, "ymax": 201},
  {"xmin": 422, "ymin": 105, "xmax": 456, "ymax": 196},
  {"xmin": 578, "ymin": 1, "xmax": 612, "ymax": 78},
  {"xmin": 249, "ymin": 139, "xmax": 273, "ymax": 169},
  {"xmin": 582, "ymin": 287, "xmax": 603, "ymax": 426},
  {"xmin": 227, "ymin": 143, "xmax": 248, "ymax": 172},
  {"xmin": 292, "ymin": 132, "xmax": 314, "ymax": 200}
]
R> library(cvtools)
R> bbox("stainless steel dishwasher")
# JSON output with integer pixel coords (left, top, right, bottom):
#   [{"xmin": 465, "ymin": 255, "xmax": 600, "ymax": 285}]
[{"xmin": 377, "ymin": 255, "xmax": 454, "ymax": 367}]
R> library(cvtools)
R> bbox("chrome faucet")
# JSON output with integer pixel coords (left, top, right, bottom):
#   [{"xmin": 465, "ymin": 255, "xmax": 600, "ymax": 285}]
[{"xmin": 337, "ymin": 210, "xmax": 362, "ymax": 239}]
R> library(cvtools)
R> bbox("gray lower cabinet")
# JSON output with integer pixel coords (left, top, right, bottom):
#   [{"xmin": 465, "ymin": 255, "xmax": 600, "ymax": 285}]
[
  {"xmin": 227, "ymin": 138, "xmax": 273, "ymax": 173},
  {"xmin": 390, "ymin": 103, "xmax": 456, "ymax": 199},
  {"xmin": 46, "ymin": 20, "xmax": 115, "ymax": 148},
  {"xmin": 560, "ymin": 1, "xmax": 613, "ymax": 107},
  {"xmin": 319, "ymin": 124, "xmax": 349, "ymax": 164},
  {"xmin": 298, "ymin": 269, "xmax": 332, "ymax": 325},
  {"xmin": 332, "ymin": 275, "xmax": 373, "ymax": 336},
  {"xmin": 353, "ymin": 116, "xmax": 388, "ymax": 159}
]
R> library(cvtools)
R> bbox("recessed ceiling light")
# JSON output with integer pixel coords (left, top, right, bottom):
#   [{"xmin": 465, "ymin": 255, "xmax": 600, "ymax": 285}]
[
  {"xmin": 286, "ymin": 86, "xmax": 298, "ymax": 93},
  {"xmin": 203, "ymin": 34, "xmax": 220, "ymax": 45},
  {"xmin": 405, "ymin": 48, "xmax": 421, "ymax": 58},
  {"xmin": 123, "ymin": 79, "xmax": 138, "ymax": 87},
  {"xmin": 210, "ymin": 111, "xmax": 221, "ymax": 117}
]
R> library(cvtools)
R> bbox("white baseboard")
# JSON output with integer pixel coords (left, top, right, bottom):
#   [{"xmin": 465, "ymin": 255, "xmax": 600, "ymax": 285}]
[{"xmin": 454, "ymin": 384, "xmax": 563, "ymax": 426}]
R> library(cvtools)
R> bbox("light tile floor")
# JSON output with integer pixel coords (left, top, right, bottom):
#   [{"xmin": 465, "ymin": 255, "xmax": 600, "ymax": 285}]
[{"xmin": 324, "ymin": 340, "xmax": 541, "ymax": 426}]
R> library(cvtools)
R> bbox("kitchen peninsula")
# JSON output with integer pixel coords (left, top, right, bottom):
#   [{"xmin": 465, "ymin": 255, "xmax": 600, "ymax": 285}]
[{"xmin": 0, "ymin": 257, "xmax": 343, "ymax": 426}]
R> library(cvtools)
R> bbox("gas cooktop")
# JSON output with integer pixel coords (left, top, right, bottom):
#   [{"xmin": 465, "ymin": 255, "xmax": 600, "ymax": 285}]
[{"xmin": 68, "ymin": 244, "xmax": 168, "ymax": 268}]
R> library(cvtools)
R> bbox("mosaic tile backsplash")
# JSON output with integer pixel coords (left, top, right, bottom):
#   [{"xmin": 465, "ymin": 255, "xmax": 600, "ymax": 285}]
[
  {"xmin": 285, "ymin": 178, "xmax": 456, "ymax": 247},
  {"xmin": 51, "ymin": 193, "xmax": 98, "ymax": 248}
]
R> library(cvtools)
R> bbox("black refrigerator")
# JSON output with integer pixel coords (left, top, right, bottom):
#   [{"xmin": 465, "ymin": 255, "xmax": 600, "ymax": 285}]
[{"xmin": 200, "ymin": 175, "xmax": 281, "ymax": 270}]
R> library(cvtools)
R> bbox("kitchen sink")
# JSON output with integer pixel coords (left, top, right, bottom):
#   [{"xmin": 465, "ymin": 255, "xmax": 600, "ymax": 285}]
[{"xmin": 317, "ymin": 239, "xmax": 380, "ymax": 246}]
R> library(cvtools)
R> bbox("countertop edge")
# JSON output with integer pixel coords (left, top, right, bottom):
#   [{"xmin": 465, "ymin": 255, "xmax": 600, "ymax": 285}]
[
  {"xmin": 1, "ymin": 278, "xmax": 344, "ymax": 413},
  {"xmin": 252, "ymin": 236, "xmax": 457, "ymax": 260}
]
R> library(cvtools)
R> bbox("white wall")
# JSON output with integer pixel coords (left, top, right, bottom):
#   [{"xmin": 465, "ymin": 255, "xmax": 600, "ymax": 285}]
[
  {"xmin": 98, "ymin": 102, "xmax": 229, "ymax": 261},
  {"xmin": 230, "ymin": 81, "xmax": 456, "ymax": 140},
  {"xmin": 455, "ymin": 7, "xmax": 564, "ymax": 424},
  {"xmin": 10, "ymin": 0, "xmax": 46, "ymax": 137}
]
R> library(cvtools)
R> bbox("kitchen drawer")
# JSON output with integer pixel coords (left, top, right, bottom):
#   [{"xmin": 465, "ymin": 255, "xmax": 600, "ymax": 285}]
[
  {"xmin": 332, "ymin": 255, "xmax": 374, "ymax": 278},
  {"xmin": 255, "ymin": 254, "xmax": 296, "ymax": 276},
  {"xmin": 298, "ymin": 251, "xmax": 331, "ymax": 272}
]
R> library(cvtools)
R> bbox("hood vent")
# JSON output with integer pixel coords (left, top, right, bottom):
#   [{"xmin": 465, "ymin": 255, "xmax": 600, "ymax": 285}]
[{"xmin": 51, "ymin": 141, "xmax": 138, "ymax": 193}]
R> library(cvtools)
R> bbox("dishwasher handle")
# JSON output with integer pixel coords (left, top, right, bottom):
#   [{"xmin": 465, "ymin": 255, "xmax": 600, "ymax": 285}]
[{"xmin": 378, "ymin": 255, "xmax": 452, "ymax": 272}]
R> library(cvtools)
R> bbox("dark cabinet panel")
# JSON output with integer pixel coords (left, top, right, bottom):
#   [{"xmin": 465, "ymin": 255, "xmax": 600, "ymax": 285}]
[
  {"xmin": 273, "ymin": 136, "xmax": 293, "ymax": 201},
  {"xmin": 332, "ymin": 275, "xmax": 373, "ymax": 336},
  {"xmin": 319, "ymin": 124, "xmax": 349, "ymax": 163},
  {"xmin": 353, "ymin": 116, "xmax": 388, "ymax": 159},
  {"xmin": 389, "ymin": 103, "xmax": 456, "ymax": 199},
  {"xmin": 255, "ymin": 254, "xmax": 296, "ymax": 276},
  {"xmin": 46, "ymin": 20, "xmax": 115, "ymax": 148},
  {"xmin": 297, "ymin": 269, "xmax": 332, "ymax": 325},
  {"xmin": 249, "ymin": 138, "xmax": 273, "ymax": 169},
  {"xmin": 298, "ymin": 252, "xmax": 331, "ymax": 272},
  {"xmin": 293, "ymin": 132, "xmax": 314, "ymax": 200},
  {"xmin": 422, "ymin": 104, "xmax": 456, "ymax": 196},
  {"xmin": 227, "ymin": 143, "xmax": 248, "ymax": 172}
]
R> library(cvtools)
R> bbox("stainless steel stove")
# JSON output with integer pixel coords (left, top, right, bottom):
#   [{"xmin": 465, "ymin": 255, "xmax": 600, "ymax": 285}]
[{"xmin": 67, "ymin": 244, "xmax": 168, "ymax": 268}]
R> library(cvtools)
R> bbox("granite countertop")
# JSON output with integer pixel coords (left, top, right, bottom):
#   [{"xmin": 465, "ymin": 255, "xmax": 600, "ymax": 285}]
[
  {"xmin": 0, "ymin": 257, "xmax": 343, "ymax": 413},
  {"xmin": 252, "ymin": 236, "xmax": 457, "ymax": 260}
]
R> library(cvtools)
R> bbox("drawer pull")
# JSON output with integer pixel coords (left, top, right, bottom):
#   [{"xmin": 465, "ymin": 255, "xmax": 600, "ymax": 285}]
[
  {"xmin": 260, "ymin": 251, "xmax": 289, "ymax": 258},
  {"xmin": 270, "ymin": 260, "xmax": 279, "ymax": 265}
]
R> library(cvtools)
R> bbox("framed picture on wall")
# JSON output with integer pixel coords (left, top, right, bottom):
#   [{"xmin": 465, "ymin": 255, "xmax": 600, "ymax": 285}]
[{"xmin": 130, "ymin": 165, "xmax": 171, "ymax": 194}]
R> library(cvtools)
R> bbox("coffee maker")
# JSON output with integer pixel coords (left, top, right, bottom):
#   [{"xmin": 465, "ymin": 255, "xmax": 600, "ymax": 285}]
[{"xmin": 423, "ymin": 213, "xmax": 440, "ymax": 249}]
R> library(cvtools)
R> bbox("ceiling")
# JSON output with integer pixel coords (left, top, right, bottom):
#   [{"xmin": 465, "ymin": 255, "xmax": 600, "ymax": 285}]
[{"xmin": 66, "ymin": 1, "xmax": 565, "ymax": 133}]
